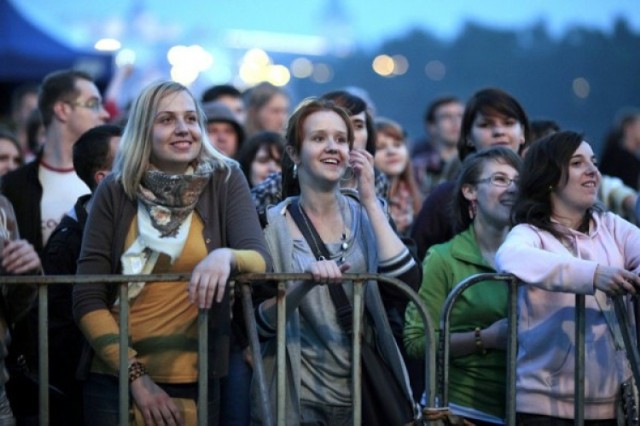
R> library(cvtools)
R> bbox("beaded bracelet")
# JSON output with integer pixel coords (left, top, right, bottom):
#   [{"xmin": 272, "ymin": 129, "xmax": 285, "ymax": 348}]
[
  {"xmin": 128, "ymin": 361, "xmax": 148, "ymax": 384},
  {"xmin": 474, "ymin": 327, "xmax": 487, "ymax": 355}
]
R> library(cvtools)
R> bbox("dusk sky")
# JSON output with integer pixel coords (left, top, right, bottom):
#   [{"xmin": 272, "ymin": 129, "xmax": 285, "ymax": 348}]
[
  {"xmin": 12, "ymin": 0, "xmax": 640, "ymax": 49},
  {"xmin": 8, "ymin": 0, "xmax": 640, "ymax": 97}
]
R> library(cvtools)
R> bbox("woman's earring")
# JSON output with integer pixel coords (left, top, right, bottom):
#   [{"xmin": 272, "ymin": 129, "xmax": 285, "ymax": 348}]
[
  {"xmin": 293, "ymin": 164, "xmax": 298, "ymax": 179},
  {"xmin": 468, "ymin": 199, "xmax": 478, "ymax": 220}
]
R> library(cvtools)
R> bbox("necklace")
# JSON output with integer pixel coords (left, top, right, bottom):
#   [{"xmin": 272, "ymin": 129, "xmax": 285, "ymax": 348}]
[{"xmin": 298, "ymin": 197, "xmax": 350, "ymax": 264}]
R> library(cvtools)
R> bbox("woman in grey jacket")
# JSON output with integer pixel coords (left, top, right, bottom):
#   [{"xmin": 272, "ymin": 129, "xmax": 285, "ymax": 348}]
[{"xmin": 252, "ymin": 98, "xmax": 420, "ymax": 425}]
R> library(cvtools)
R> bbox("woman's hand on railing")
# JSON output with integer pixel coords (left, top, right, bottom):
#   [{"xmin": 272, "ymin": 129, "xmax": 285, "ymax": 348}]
[
  {"xmin": 189, "ymin": 248, "xmax": 234, "ymax": 308},
  {"xmin": 130, "ymin": 374, "xmax": 184, "ymax": 425},
  {"xmin": 594, "ymin": 265, "xmax": 640, "ymax": 296},
  {"xmin": 306, "ymin": 260, "xmax": 351, "ymax": 284}
]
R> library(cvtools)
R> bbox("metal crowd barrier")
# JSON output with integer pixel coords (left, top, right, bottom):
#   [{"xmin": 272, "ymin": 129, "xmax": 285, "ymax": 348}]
[
  {"xmin": 438, "ymin": 273, "xmax": 640, "ymax": 426},
  {"xmin": 0, "ymin": 272, "xmax": 437, "ymax": 426}
]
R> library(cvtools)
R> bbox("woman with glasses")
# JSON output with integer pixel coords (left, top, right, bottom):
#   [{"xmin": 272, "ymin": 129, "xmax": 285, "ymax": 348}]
[
  {"xmin": 496, "ymin": 131, "xmax": 640, "ymax": 425},
  {"xmin": 404, "ymin": 146, "xmax": 522, "ymax": 425}
]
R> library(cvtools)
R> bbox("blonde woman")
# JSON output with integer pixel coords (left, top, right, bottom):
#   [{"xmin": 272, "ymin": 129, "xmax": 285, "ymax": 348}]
[{"xmin": 73, "ymin": 81, "xmax": 271, "ymax": 425}]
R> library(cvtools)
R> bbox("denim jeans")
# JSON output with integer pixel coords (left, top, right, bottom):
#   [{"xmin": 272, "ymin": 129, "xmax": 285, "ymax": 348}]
[
  {"xmin": 299, "ymin": 401, "xmax": 352, "ymax": 426},
  {"xmin": 219, "ymin": 343, "xmax": 252, "ymax": 426}
]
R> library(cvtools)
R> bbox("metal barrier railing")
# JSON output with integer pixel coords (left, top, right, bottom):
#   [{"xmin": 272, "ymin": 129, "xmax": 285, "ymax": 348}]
[
  {"xmin": 438, "ymin": 273, "xmax": 640, "ymax": 426},
  {"xmin": 438, "ymin": 273, "xmax": 518, "ymax": 425},
  {"xmin": 0, "ymin": 272, "xmax": 437, "ymax": 426},
  {"xmin": 235, "ymin": 272, "xmax": 437, "ymax": 426}
]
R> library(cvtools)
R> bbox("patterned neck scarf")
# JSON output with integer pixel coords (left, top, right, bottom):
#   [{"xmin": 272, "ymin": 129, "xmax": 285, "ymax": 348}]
[{"xmin": 137, "ymin": 160, "xmax": 213, "ymax": 237}]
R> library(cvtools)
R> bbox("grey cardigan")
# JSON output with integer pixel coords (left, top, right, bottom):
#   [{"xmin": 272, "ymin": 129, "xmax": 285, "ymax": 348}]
[{"xmin": 251, "ymin": 194, "xmax": 417, "ymax": 424}]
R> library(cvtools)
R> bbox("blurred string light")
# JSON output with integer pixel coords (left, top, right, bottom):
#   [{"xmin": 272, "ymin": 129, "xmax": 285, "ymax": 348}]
[
  {"xmin": 94, "ymin": 38, "xmax": 121, "ymax": 52},
  {"xmin": 238, "ymin": 48, "xmax": 291, "ymax": 87},
  {"xmin": 372, "ymin": 54, "xmax": 409, "ymax": 77},
  {"xmin": 167, "ymin": 45, "xmax": 214, "ymax": 86},
  {"xmin": 573, "ymin": 77, "xmax": 590, "ymax": 98}
]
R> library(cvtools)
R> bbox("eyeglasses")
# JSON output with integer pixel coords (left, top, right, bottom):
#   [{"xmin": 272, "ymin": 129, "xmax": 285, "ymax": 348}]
[
  {"xmin": 65, "ymin": 98, "xmax": 105, "ymax": 112},
  {"xmin": 475, "ymin": 174, "xmax": 519, "ymax": 187}
]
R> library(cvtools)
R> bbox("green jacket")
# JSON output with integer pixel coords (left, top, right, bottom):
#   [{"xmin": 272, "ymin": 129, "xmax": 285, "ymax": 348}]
[{"xmin": 404, "ymin": 225, "xmax": 507, "ymax": 419}]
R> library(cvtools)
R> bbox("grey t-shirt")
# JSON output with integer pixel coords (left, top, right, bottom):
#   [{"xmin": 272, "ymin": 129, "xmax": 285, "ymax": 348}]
[{"xmin": 293, "ymin": 202, "xmax": 367, "ymax": 406}]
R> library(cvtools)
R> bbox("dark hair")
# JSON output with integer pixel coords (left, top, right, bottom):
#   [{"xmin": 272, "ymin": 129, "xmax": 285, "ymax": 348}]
[
  {"xmin": 201, "ymin": 84, "xmax": 242, "ymax": 103},
  {"xmin": 38, "ymin": 69, "xmax": 94, "ymax": 127},
  {"xmin": 73, "ymin": 124, "xmax": 122, "ymax": 191},
  {"xmin": 321, "ymin": 90, "xmax": 376, "ymax": 155},
  {"xmin": 26, "ymin": 109, "xmax": 44, "ymax": 154},
  {"xmin": 282, "ymin": 98, "xmax": 354, "ymax": 199},
  {"xmin": 530, "ymin": 119, "xmax": 560, "ymax": 143},
  {"xmin": 10, "ymin": 83, "xmax": 39, "ymax": 114},
  {"xmin": 0, "ymin": 126, "xmax": 24, "ymax": 168},
  {"xmin": 511, "ymin": 130, "xmax": 601, "ymax": 239},
  {"xmin": 237, "ymin": 131, "xmax": 285, "ymax": 188},
  {"xmin": 452, "ymin": 146, "xmax": 522, "ymax": 233},
  {"xmin": 424, "ymin": 96, "xmax": 461, "ymax": 124},
  {"xmin": 458, "ymin": 88, "xmax": 531, "ymax": 161}
]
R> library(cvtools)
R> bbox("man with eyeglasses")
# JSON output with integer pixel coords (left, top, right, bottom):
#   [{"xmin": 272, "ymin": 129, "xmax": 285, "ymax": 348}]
[{"xmin": 0, "ymin": 69, "xmax": 109, "ymax": 424}]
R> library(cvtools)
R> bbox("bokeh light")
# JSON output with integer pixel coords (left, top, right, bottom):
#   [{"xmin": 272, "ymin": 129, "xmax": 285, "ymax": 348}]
[
  {"xmin": 94, "ymin": 38, "xmax": 121, "ymax": 52},
  {"xmin": 311, "ymin": 63, "xmax": 333, "ymax": 83},
  {"xmin": 291, "ymin": 57, "xmax": 314, "ymax": 78},
  {"xmin": 115, "ymin": 49, "xmax": 136, "ymax": 67},
  {"xmin": 425, "ymin": 60, "xmax": 446, "ymax": 81},
  {"xmin": 372, "ymin": 54, "xmax": 394, "ymax": 76},
  {"xmin": 392, "ymin": 54, "xmax": 409, "ymax": 75},
  {"xmin": 573, "ymin": 77, "xmax": 590, "ymax": 98}
]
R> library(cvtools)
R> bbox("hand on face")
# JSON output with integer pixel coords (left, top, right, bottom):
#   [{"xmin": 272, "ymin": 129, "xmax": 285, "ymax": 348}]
[{"xmin": 349, "ymin": 148, "xmax": 376, "ymax": 202}]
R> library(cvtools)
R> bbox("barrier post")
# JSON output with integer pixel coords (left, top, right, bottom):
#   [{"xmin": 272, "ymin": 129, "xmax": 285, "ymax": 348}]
[
  {"xmin": 118, "ymin": 283, "xmax": 129, "ymax": 426},
  {"xmin": 38, "ymin": 285, "xmax": 49, "ymax": 426}
]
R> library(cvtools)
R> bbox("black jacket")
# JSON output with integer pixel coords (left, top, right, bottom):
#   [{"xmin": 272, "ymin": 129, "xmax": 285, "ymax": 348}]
[{"xmin": 1, "ymin": 156, "xmax": 43, "ymax": 255}]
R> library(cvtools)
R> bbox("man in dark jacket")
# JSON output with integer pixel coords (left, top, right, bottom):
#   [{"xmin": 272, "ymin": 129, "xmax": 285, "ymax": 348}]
[{"xmin": 41, "ymin": 124, "xmax": 121, "ymax": 425}]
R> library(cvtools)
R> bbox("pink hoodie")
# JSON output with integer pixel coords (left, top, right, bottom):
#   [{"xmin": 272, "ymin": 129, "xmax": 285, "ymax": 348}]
[{"xmin": 496, "ymin": 211, "xmax": 640, "ymax": 419}]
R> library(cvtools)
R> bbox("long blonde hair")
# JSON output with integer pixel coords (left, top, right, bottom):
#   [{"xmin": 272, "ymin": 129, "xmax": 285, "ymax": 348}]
[{"xmin": 113, "ymin": 81, "xmax": 231, "ymax": 198}]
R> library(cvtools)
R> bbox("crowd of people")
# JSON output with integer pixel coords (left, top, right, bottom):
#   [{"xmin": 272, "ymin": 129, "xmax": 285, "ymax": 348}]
[{"xmin": 0, "ymin": 66, "xmax": 639, "ymax": 426}]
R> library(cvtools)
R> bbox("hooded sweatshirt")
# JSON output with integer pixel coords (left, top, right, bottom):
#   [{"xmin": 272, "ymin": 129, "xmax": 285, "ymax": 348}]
[{"xmin": 495, "ymin": 211, "xmax": 640, "ymax": 420}]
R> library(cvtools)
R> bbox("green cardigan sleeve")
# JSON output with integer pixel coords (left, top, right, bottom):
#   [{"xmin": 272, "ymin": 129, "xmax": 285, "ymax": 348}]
[{"xmin": 403, "ymin": 246, "xmax": 450, "ymax": 358}]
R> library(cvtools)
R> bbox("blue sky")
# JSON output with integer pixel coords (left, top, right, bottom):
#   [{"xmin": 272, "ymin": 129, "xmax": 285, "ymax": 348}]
[{"xmin": 12, "ymin": 0, "xmax": 640, "ymax": 50}]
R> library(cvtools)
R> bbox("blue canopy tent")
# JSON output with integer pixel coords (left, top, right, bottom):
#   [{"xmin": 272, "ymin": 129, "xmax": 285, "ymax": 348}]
[{"xmin": 0, "ymin": 0, "xmax": 112, "ymax": 83}]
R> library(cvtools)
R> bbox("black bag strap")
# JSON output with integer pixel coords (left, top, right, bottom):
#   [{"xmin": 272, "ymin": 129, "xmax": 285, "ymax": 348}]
[{"xmin": 287, "ymin": 199, "xmax": 353, "ymax": 332}]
